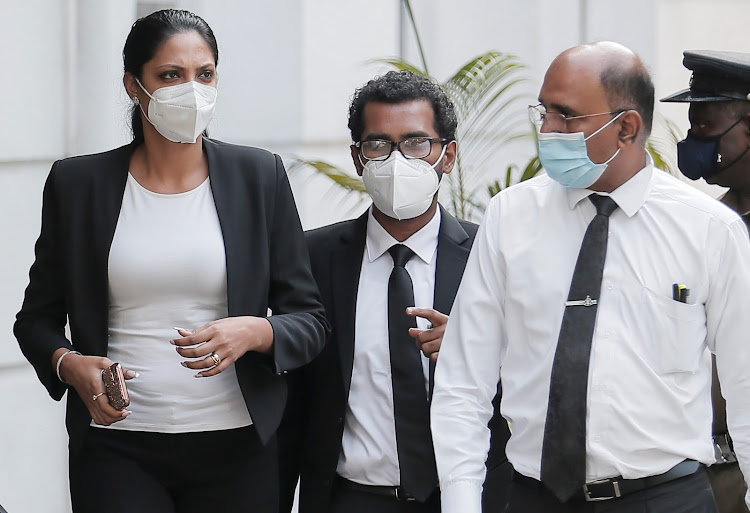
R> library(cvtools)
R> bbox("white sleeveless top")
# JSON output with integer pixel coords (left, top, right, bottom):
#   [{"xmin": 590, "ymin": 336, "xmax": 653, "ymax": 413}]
[{"xmin": 97, "ymin": 173, "xmax": 252, "ymax": 433}]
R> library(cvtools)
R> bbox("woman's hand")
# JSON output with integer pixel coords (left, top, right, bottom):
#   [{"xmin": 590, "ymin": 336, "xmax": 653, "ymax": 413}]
[
  {"xmin": 171, "ymin": 316, "xmax": 274, "ymax": 377},
  {"xmin": 53, "ymin": 349, "xmax": 136, "ymax": 425}
]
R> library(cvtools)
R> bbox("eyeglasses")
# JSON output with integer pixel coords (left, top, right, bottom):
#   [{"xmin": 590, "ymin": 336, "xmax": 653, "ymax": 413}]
[
  {"xmin": 528, "ymin": 104, "xmax": 627, "ymax": 130},
  {"xmin": 355, "ymin": 137, "xmax": 448, "ymax": 161}
]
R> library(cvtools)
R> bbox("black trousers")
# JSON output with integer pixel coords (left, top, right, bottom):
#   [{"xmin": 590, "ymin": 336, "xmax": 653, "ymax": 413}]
[
  {"xmin": 69, "ymin": 426, "xmax": 277, "ymax": 513},
  {"xmin": 706, "ymin": 462, "xmax": 749, "ymax": 513},
  {"xmin": 505, "ymin": 468, "xmax": 717, "ymax": 513},
  {"xmin": 329, "ymin": 481, "xmax": 440, "ymax": 513},
  {"xmin": 483, "ymin": 461, "xmax": 513, "ymax": 513}
]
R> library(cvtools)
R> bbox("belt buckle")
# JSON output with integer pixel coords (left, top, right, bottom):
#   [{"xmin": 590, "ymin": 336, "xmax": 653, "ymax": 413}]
[
  {"xmin": 394, "ymin": 488, "xmax": 416, "ymax": 502},
  {"xmin": 583, "ymin": 478, "xmax": 622, "ymax": 502}
]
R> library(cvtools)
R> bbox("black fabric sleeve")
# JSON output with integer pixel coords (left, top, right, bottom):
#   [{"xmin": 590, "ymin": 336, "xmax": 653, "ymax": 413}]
[
  {"xmin": 266, "ymin": 154, "xmax": 330, "ymax": 373},
  {"xmin": 14, "ymin": 162, "xmax": 73, "ymax": 400}
]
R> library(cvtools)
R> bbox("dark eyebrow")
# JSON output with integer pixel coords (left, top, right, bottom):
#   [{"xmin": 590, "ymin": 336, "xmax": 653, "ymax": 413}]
[
  {"xmin": 155, "ymin": 63, "xmax": 215, "ymax": 70},
  {"xmin": 542, "ymin": 100, "xmax": 577, "ymax": 117},
  {"xmin": 402, "ymin": 131, "xmax": 432, "ymax": 139},
  {"xmin": 552, "ymin": 103, "xmax": 578, "ymax": 116},
  {"xmin": 362, "ymin": 131, "xmax": 432, "ymax": 141},
  {"xmin": 362, "ymin": 133, "xmax": 391, "ymax": 141}
]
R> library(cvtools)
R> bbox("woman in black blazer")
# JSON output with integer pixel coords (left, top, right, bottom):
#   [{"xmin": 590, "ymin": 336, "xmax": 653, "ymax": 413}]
[{"xmin": 14, "ymin": 9, "xmax": 327, "ymax": 513}]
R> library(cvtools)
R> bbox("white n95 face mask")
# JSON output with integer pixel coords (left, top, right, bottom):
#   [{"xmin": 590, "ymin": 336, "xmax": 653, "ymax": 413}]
[
  {"xmin": 136, "ymin": 78, "xmax": 217, "ymax": 143},
  {"xmin": 361, "ymin": 146, "xmax": 446, "ymax": 220}
]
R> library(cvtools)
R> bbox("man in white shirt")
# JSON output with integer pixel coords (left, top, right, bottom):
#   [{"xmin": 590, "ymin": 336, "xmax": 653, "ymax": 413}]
[
  {"xmin": 431, "ymin": 41, "xmax": 750, "ymax": 513},
  {"xmin": 278, "ymin": 70, "xmax": 510, "ymax": 513}
]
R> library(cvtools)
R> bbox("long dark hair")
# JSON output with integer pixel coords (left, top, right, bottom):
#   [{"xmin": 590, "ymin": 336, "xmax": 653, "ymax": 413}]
[{"xmin": 123, "ymin": 9, "xmax": 219, "ymax": 144}]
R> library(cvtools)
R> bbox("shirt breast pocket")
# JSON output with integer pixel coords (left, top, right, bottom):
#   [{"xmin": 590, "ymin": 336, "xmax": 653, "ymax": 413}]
[{"xmin": 640, "ymin": 286, "xmax": 707, "ymax": 374}]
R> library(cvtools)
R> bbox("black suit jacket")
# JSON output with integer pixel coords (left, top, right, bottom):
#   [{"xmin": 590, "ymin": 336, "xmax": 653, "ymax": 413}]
[
  {"xmin": 279, "ymin": 207, "xmax": 510, "ymax": 513},
  {"xmin": 14, "ymin": 138, "xmax": 329, "ymax": 455}
]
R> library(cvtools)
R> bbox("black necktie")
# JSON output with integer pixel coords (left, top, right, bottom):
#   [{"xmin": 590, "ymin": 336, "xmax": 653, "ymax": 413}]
[
  {"xmin": 540, "ymin": 194, "xmax": 618, "ymax": 502},
  {"xmin": 387, "ymin": 244, "xmax": 437, "ymax": 501}
]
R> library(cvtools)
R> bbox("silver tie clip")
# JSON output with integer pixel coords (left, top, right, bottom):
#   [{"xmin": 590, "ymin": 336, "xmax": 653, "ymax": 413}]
[{"xmin": 565, "ymin": 295, "xmax": 597, "ymax": 307}]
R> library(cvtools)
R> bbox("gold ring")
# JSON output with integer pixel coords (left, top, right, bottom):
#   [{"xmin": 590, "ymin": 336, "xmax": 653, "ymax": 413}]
[
  {"xmin": 210, "ymin": 353, "xmax": 221, "ymax": 366},
  {"xmin": 93, "ymin": 392, "xmax": 105, "ymax": 401}
]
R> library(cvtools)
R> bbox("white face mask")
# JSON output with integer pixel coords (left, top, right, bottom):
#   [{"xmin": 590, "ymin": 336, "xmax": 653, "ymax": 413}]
[
  {"xmin": 361, "ymin": 146, "xmax": 446, "ymax": 220},
  {"xmin": 135, "ymin": 78, "xmax": 217, "ymax": 143},
  {"xmin": 537, "ymin": 111, "xmax": 624, "ymax": 188}
]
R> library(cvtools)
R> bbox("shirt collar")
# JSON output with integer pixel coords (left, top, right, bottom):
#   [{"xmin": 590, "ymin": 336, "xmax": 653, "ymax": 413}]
[
  {"xmin": 565, "ymin": 153, "xmax": 654, "ymax": 217},
  {"xmin": 366, "ymin": 206, "xmax": 442, "ymax": 264}
]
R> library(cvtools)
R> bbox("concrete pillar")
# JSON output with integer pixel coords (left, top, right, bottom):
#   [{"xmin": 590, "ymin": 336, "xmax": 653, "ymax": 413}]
[{"xmin": 72, "ymin": 0, "xmax": 138, "ymax": 156}]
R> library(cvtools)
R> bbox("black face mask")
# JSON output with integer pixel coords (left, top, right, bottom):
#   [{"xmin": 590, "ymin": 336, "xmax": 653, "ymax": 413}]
[{"xmin": 677, "ymin": 118, "xmax": 747, "ymax": 180}]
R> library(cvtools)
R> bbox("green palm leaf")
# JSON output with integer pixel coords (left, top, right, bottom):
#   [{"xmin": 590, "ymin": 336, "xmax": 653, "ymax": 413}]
[
  {"xmin": 287, "ymin": 158, "xmax": 370, "ymax": 219},
  {"xmin": 443, "ymin": 51, "xmax": 536, "ymax": 219},
  {"xmin": 371, "ymin": 58, "xmax": 427, "ymax": 76},
  {"xmin": 288, "ymin": 158, "xmax": 366, "ymax": 193},
  {"xmin": 647, "ymin": 114, "xmax": 682, "ymax": 175}
]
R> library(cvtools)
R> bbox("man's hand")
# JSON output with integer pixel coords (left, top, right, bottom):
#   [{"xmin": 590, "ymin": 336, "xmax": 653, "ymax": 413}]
[{"xmin": 406, "ymin": 307, "xmax": 448, "ymax": 362}]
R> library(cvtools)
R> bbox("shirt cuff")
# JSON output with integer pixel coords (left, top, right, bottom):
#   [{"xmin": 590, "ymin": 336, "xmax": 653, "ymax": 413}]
[{"xmin": 440, "ymin": 480, "xmax": 483, "ymax": 513}]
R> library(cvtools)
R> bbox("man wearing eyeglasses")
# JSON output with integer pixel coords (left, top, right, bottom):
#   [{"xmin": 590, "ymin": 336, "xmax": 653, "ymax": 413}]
[
  {"xmin": 278, "ymin": 70, "xmax": 510, "ymax": 513},
  {"xmin": 661, "ymin": 49, "xmax": 750, "ymax": 513},
  {"xmin": 431, "ymin": 41, "xmax": 750, "ymax": 513}
]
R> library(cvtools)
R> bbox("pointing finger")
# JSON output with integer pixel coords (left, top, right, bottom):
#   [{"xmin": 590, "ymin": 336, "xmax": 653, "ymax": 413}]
[{"xmin": 406, "ymin": 307, "xmax": 448, "ymax": 327}]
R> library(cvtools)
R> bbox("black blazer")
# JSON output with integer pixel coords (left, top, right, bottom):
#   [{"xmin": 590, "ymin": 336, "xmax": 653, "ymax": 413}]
[
  {"xmin": 279, "ymin": 207, "xmax": 510, "ymax": 513},
  {"xmin": 14, "ymin": 138, "xmax": 329, "ymax": 455}
]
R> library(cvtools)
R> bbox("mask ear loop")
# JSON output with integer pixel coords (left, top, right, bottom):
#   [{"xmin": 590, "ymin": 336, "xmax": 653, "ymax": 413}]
[
  {"xmin": 713, "ymin": 117, "xmax": 748, "ymax": 168},
  {"xmin": 717, "ymin": 117, "xmax": 745, "ymax": 139},
  {"xmin": 134, "ymin": 77, "xmax": 157, "ymax": 102},
  {"xmin": 429, "ymin": 143, "xmax": 449, "ymax": 170},
  {"xmin": 584, "ymin": 110, "xmax": 625, "ymax": 166},
  {"xmin": 716, "ymin": 145, "xmax": 750, "ymax": 172},
  {"xmin": 601, "ymin": 147, "xmax": 621, "ymax": 166},
  {"xmin": 133, "ymin": 78, "xmax": 156, "ymax": 123},
  {"xmin": 584, "ymin": 110, "xmax": 626, "ymax": 142}
]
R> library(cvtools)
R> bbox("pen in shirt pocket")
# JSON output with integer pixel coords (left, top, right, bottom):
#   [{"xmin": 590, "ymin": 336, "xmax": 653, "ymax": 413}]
[{"xmin": 672, "ymin": 283, "xmax": 690, "ymax": 303}]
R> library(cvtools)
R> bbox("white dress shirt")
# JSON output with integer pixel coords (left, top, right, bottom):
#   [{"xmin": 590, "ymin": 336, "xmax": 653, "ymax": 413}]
[
  {"xmin": 337, "ymin": 207, "xmax": 441, "ymax": 486},
  {"xmin": 431, "ymin": 163, "xmax": 750, "ymax": 512}
]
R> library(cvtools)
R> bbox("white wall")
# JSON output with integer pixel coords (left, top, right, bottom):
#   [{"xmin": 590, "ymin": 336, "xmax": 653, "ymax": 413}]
[
  {"xmin": 2, "ymin": 1, "xmax": 750, "ymax": 511},
  {"xmin": 1, "ymin": 0, "xmax": 76, "ymax": 510}
]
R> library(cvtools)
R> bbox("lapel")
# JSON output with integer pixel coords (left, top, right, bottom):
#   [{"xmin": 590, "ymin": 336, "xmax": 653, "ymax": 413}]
[
  {"xmin": 203, "ymin": 138, "xmax": 263, "ymax": 318},
  {"xmin": 430, "ymin": 206, "xmax": 471, "ymax": 396},
  {"xmin": 87, "ymin": 139, "xmax": 240, "ymax": 353},
  {"xmin": 433, "ymin": 206, "xmax": 471, "ymax": 314},
  {"xmin": 333, "ymin": 213, "xmax": 368, "ymax": 396},
  {"xmin": 331, "ymin": 207, "xmax": 470, "ymax": 398},
  {"xmin": 203, "ymin": 139, "xmax": 240, "ymax": 315},
  {"xmin": 91, "ymin": 144, "xmax": 133, "ymax": 353}
]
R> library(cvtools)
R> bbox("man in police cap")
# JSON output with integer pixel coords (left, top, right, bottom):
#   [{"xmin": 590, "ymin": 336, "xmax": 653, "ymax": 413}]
[{"xmin": 662, "ymin": 49, "xmax": 750, "ymax": 513}]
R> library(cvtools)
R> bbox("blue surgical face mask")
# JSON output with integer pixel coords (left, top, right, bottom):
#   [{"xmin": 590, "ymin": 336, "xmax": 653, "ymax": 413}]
[
  {"xmin": 538, "ymin": 111, "xmax": 624, "ymax": 188},
  {"xmin": 677, "ymin": 118, "xmax": 745, "ymax": 180}
]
